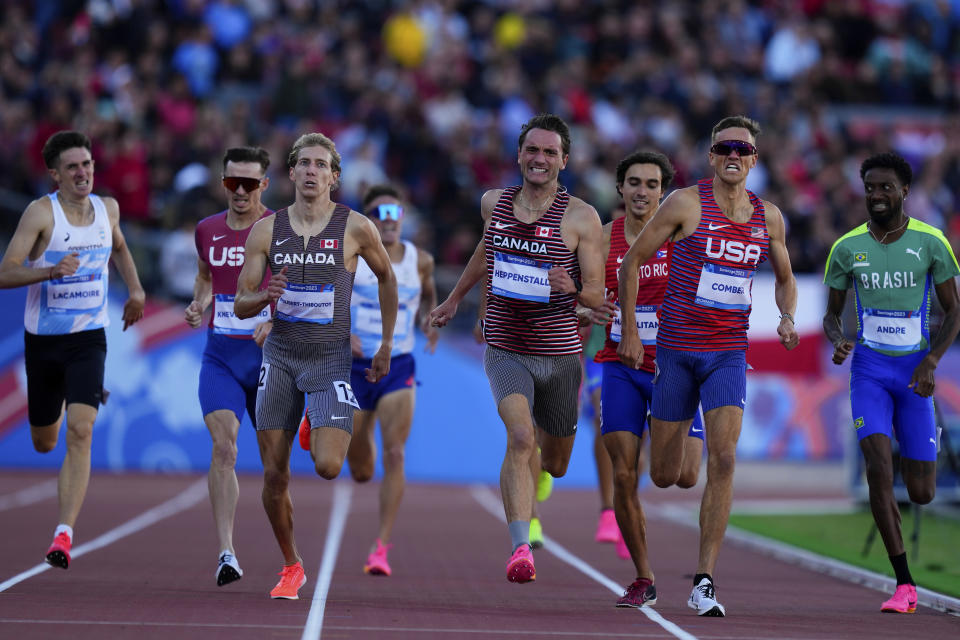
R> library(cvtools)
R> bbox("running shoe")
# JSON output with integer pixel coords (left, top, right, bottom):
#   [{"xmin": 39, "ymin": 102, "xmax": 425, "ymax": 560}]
[
  {"xmin": 506, "ymin": 544, "xmax": 536, "ymax": 583},
  {"xmin": 216, "ymin": 551, "xmax": 243, "ymax": 586},
  {"xmin": 270, "ymin": 562, "xmax": 306, "ymax": 599},
  {"xmin": 363, "ymin": 539, "xmax": 392, "ymax": 576},
  {"xmin": 298, "ymin": 412, "xmax": 311, "ymax": 451},
  {"xmin": 688, "ymin": 577, "xmax": 725, "ymax": 616},
  {"xmin": 529, "ymin": 517, "xmax": 544, "ymax": 550},
  {"xmin": 536, "ymin": 469, "xmax": 553, "ymax": 503},
  {"xmin": 615, "ymin": 534, "xmax": 631, "ymax": 560},
  {"xmin": 45, "ymin": 532, "xmax": 71, "ymax": 569},
  {"xmin": 595, "ymin": 509, "xmax": 619, "ymax": 543},
  {"xmin": 616, "ymin": 577, "xmax": 657, "ymax": 608},
  {"xmin": 881, "ymin": 584, "xmax": 917, "ymax": 613}
]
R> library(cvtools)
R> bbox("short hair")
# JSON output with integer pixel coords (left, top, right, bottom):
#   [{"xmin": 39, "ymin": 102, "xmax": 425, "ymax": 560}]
[
  {"xmin": 362, "ymin": 184, "xmax": 402, "ymax": 212},
  {"xmin": 615, "ymin": 150, "xmax": 676, "ymax": 193},
  {"xmin": 42, "ymin": 131, "xmax": 92, "ymax": 169},
  {"xmin": 860, "ymin": 151, "xmax": 913, "ymax": 187},
  {"xmin": 518, "ymin": 113, "xmax": 571, "ymax": 157},
  {"xmin": 222, "ymin": 146, "xmax": 270, "ymax": 174},
  {"xmin": 711, "ymin": 115, "xmax": 761, "ymax": 142},
  {"xmin": 286, "ymin": 132, "xmax": 341, "ymax": 175}
]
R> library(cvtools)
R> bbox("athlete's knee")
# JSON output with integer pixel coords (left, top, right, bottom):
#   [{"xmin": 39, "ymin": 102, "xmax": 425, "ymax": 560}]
[
  {"xmin": 649, "ymin": 466, "xmax": 678, "ymax": 488},
  {"xmin": 541, "ymin": 457, "xmax": 568, "ymax": 478},
  {"xmin": 382, "ymin": 441, "xmax": 405, "ymax": 472},
  {"xmin": 262, "ymin": 466, "xmax": 290, "ymax": 494},
  {"xmin": 676, "ymin": 466, "xmax": 700, "ymax": 489},
  {"xmin": 350, "ymin": 460, "xmax": 374, "ymax": 483},
  {"xmin": 211, "ymin": 437, "xmax": 238, "ymax": 469},
  {"xmin": 612, "ymin": 465, "xmax": 638, "ymax": 494},
  {"xmin": 313, "ymin": 454, "xmax": 344, "ymax": 480},
  {"xmin": 863, "ymin": 457, "xmax": 894, "ymax": 488},
  {"xmin": 505, "ymin": 427, "xmax": 536, "ymax": 457},
  {"xmin": 907, "ymin": 483, "xmax": 935, "ymax": 505},
  {"xmin": 65, "ymin": 419, "xmax": 94, "ymax": 446},
  {"xmin": 706, "ymin": 448, "xmax": 736, "ymax": 480},
  {"xmin": 31, "ymin": 431, "xmax": 57, "ymax": 453}
]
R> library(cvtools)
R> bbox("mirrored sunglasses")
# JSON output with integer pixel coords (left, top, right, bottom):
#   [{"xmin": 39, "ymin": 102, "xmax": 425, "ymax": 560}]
[
  {"xmin": 222, "ymin": 176, "xmax": 262, "ymax": 192},
  {"xmin": 373, "ymin": 204, "xmax": 404, "ymax": 221},
  {"xmin": 709, "ymin": 140, "xmax": 757, "ymax": 157}
]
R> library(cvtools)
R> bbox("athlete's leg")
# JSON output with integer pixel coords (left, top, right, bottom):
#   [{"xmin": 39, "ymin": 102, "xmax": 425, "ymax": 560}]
[
  {"xmin": 309, "ymin": 425, "xmax": 352, "ymax": 479},
  {"xmin": 257, "ymin": 428, "xmax": 301, "ymax": 565},
  {"xmin": 30, "ymin": 403, "xmax": 65, "ymax": 452},
  {"xmin": 205, "ymin": 409, "xmax": 241, "ymax": 554},
  {"xmin": 499, "ymin": 394, "xmax": 538, "ymax": 524},
  {"xmin": 347, "ymin": 409, "xmax": 377, "ymax": 482},
  {"xmin": 697, "ymin": 405, "xmax": 743, "ymax": 576},
  {"xmin": 591, "ymin": 385, "xmax": 614, "ymax": 510},
  {"xmin": 648, "ymin": 418, "xmax": 691, "ymax": 487},
  {"xmin": 371, "ymin": 387, "xmax": 415, "ymax": 543},
  {"xmin": 860, "ymin": 433, "xmax": 907, "ymax": 554},
  {"xmin": 604, "ymin": 430, "xmax": 651, "ymax": 579},
  {"xmin": 539, "ymin": 430, "xmax": 576, "ymax": 478},
  {"xmin": 677, "ymin": 435, "xmax": 704, "ymax": 489},
  {"xmin": 900, "ymin": 457, "xmax": 936, "ymax": 505},
  {"xmin": 57, "ymin": 402, "xmax": 98, "ymax": 528}
]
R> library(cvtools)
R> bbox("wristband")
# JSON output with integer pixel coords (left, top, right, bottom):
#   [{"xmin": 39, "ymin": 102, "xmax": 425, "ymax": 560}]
[
  {"xmin": 48, "ymin": 266, "xmax": 55, "ymax": 281},
  {"xmin": 573, "ymin": 278, "xmax": 583, "ymax": 294},
  {"xmin": 780, "ymin": 312, "xmax": 794, "ymax": 323}
]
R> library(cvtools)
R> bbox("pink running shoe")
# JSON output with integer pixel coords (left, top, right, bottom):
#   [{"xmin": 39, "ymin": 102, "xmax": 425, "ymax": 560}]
[
  {"xmin": 616, "ymin": 534, "xmax": 631, "ymax": 560},
  {"xmin": 363, "ymin": 539, "xmax": 392, "ymax": 576},
  {"xmin": 881, "ymin": 584, "xmax": 917, "ymax": 613},
  {"xmin": 506, "ymin": 544, "xmax": 536, "ymax": 583},
  {"xmin": 595, "ymin": 509, "xmax": 620, "ymax": 543},
  {"xmin": 45, "ymin": 532, "xmax": 72, "ymax": 569},
  {"xmin": 616, "ymin": 577, "xmax": 657, "ymax": 608}
]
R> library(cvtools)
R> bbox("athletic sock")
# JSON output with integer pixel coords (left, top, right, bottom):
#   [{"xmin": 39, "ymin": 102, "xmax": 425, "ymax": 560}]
[
  {"xmin": 508, "ymin": 520, "xmax": 530, "ymax": 551},
  {"xmin": 889, "ymin": 552, "xmax": 914, "ymax": 586},
  {"xmin": 693, "ymin": 572, "xmax": 713, "ymax": 587},
  {"xmin": 54, "ymin": 524, "xmax": 73, "ymax": 540}
]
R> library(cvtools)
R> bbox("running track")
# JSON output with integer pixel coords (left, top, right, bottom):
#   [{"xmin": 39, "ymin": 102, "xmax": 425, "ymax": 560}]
[{"xmin": 0, "ymin": 471, "xmax": 956, "ymax": 639}]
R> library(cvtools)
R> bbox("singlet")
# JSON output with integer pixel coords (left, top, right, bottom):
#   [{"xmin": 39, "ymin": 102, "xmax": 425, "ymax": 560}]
[
  {"xmin": 352, "ymin": 239, "xmax": 420, "ymax": 358},
  {"xmin": 195, "ymin": 209, "xmax": 273, "ymax": 338},
  {"xmin": 483, "ymin": 186, "xmax": 581, "ymax": 355},
  {"xmin": 657, "ymin": 179, "xmax": 770, "ymax": 351},
  {"xmin": 824, "ymin": 218, "xmax": 960, "ymax": 356},
  {"xmin": 25, "ymin": 192, "xmax": 112, "ymax": 335},
  {"xmin": 594, "ymin": 217, "xmax": 670, "ymax": 372},
  {"xmin": 268, "ymin": 205, "xmax": 354, "ymax": 343}
]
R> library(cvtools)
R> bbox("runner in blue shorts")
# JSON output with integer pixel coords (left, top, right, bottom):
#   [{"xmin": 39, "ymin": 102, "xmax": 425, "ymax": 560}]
[{"xmin": 824, "ymin": 151, "xmax": 960, "ymax": 614}]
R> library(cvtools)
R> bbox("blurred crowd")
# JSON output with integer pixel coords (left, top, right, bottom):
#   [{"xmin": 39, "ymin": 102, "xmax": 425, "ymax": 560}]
[{"xmin": 2, "ymin": 0, "xmax": 960, "ymax": 301}]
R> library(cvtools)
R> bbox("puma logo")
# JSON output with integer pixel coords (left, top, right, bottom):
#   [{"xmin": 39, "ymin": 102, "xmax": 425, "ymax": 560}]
[{"xmin": 906, "ymin": 247, "xmax": 922, "ymax": 261}]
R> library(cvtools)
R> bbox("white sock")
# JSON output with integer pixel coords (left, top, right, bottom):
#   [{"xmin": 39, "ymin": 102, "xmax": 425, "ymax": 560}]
[
  {"xmin": 54, "ymin": 524, "xmax": 73, "ymax": 540},
  {"xmin": 221, "ymin": 549, "xmax": 234, "ymax": 559}
]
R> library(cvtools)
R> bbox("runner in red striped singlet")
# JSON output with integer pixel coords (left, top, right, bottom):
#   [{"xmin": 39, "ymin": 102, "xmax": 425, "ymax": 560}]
[
  {"xmin": 617, "ymin": 116, "xmax": 799, "ymax": 617},
  {"xmin": 429, "ymin": 114, "xmax": 604, "ymax": 583},
  {"xmin": 235, "ymin": 132, "xmax": 398, "ymax": 600}
]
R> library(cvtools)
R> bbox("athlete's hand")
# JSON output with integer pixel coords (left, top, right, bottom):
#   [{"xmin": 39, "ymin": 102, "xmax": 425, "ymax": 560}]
[
  {"xmin": 184, "ymin": 300, "xmax": 204, "ymax": 329},
  {"xmin": 589, "ymin": 291, "xmax": 617, "ymax": 325},
  {"xmin": 366, "ymin": 345, "xmax": 391, "ymax": 383},
  {"xmin": 617, "ymin": 331, "xmax": 643, "ymax": 370},
  {"xmin": 778, "ymin": 317, "xmax": 799, "ymax": 351},
  {"xmin": 420, "ymin": 317, "xmax": 439, "ymax": 354},
  {"xmin": 429, "ymin": 298, "xmax": 458, "ymax": 328},
  {"xmin": 909, "ymin": 354, "xmax": 938, "ymax": 397},
  {"xmin": 253, "ymin": 320, "xmax": 272, "ymax": 347},
  {"xmin": 831, "ymin": 339, "xmax": 854, "ymax": 365},
  {"xmin": 266, "ymin": 266, "xmax": 288, "ymax": 302},
  {"xmin": 122, "ymin": 289, "xmax": 145, "ymax": 331},
  {"xmin": 50, "ymin": 252, "xmax": 80, "ymax": 279},
  {"xmin": 350, "ymin": 333, "xmax": 364, "ymax": 358},
  {"xmin": 548, "ymin": 266, "xmax": 577, "ymax": 294}
]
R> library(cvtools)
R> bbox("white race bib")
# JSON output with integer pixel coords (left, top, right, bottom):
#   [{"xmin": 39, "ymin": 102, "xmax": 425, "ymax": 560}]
[
  {"xmin": 491, "ymin": 251, "xmax": 552, "ymax": 302},
  {"xmin": 276, "ymin": 283, "xmax": 334, "ymax": 324},
  {"xmin": 213, "ymin": 294, "xmax": 271, "ymax": 335},
  {"xmin": 355, "ymin": 303, "xmax": 410, "ymax": 339},
  {"xmin": 47, "ymin": 273, "xmax": 105, "ymax": 310},
  {"xmin": 862, "ymin": 308, "xmax": 923, "ymax": 351},
  {"xmin": 695, "ymin": 263, "xmax": 753, "ymax": 310},
  {"xmin": 610, "ymin": 304, "xmax": 658, "ymax": 344}
]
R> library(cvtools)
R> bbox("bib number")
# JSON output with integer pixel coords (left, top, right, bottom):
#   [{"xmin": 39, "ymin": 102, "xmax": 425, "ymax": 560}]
[
  {"xmin": 694, "ymin": 263, "xmax": 753, "ymax": 311},
  {"xmin": 862, "ymin": 308, "xmax": 923, "ymax": 351},
  {"xmin": 213, "ymin": 294, "xmax": 271, "ymax": 335},
  {"xmin": 276, "ymin": 283, "xmax": 334, "ymax": 324},
  {"xmin": 610, "ymin": 304, "xmax": 658, "ymax": 344},
  {"xmin": 47, "ymin": 273, "xmax": 105, "ymax": 310},
  {"xmin": 491, "ymin": 252, "xmax": 552, "ymax": 303},
  {"xmin": 334, "ymin": 380, "xmax": 360, "ymax": 408}
]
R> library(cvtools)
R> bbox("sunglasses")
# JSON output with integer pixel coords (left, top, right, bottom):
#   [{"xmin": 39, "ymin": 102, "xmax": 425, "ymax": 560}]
[
  {"xmin": 710, "ymin": 140, "xmax": 757, "ymax": 157},
  {"xmin": 222, "ymin": 176, "xmax": 262, "ymax": 192},
  {"xmin": 372, "ymin": 204, "xmax": 404, "ymax": 221}
]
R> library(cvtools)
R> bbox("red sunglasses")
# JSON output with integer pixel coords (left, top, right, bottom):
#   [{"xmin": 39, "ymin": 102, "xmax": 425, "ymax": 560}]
[
  {"xmin": 710, "ymin": 140, "xmax": 757, "ymax": 157},
  {"xmin": 222, "ymin": 176, "xmax": 262, "ymax": 192}
]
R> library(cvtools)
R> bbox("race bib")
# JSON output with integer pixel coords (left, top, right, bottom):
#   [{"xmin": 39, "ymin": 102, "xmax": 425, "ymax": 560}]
[
  {"xmin": 695, "ymin": 263, "xmax": 753, "ymax": 311},
  {"xmin": 47, "ymin": 273, "xmax": 105, "ymax": 310},
  {"xmin": 610, "ymin": 304, "xmax": 658, "ymax": 344},
  {"xmin": 355, "ymin": 302, "xmax": 410, "ymax": 339},
  {"xmin": 862, "ymin": 308, "xmax": 923, "ymax": 351},
  {"xmin": 491, "ymin": 251, "xmax": 551, "ymax": 303},
  {"xmin": 276, "ymin": 283, "xmax": 334, "ymax": 324},
  {"xmin": 213, "ymin": 294, "xmax": 270, "ymax": 335}
]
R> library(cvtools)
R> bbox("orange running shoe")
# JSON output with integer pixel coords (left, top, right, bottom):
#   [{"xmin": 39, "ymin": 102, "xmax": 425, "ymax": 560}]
[
  {"xmin": 298, "ymin": 413, "xmax": 311, "ymax": 451},
  {"xmin": 506, "ymin": 544, "xmax": 536, "ymax": 583},
  {"xmin": 363, "ymin": 539, "xmax": 392, "ymax": 576},
  {"xmin": 45, "ymin": 532, "xmax": 72, "ymax": 569},
  {"xmin": 270, "ymin": 562, "xmax": 306, "ymax": 599}
]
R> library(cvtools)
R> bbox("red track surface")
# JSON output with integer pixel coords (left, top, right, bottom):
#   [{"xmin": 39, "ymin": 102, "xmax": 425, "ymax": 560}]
[{"xmin": 0, "ymin": 471, "xmax": 956, "ymax": 639}]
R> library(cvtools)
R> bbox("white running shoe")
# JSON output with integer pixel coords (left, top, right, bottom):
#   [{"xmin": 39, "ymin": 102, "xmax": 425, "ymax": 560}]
[
  {"xmin": 688, "ymin": 577, "xmax": 725, "ymax": 616},
  {"xmin": 216, "ymin": 551, "xmax": 243, "ymax": 586}
]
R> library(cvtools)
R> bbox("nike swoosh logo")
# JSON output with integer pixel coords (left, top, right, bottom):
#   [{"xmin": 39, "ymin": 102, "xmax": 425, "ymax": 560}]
[
  {"xmin": 275, "ymin": 238, "xmax": 291, "ymax": 246},
  {"xmin": 690, "ymin": 427, "xmax": 703, "ymax": 433},
  {"xmin": 212, "ymin": 234, "xmax": 226, "ymax": 241},
  {"xmin": 616, "ymin": 256, "xmax": 624, "ymax": 264},
  {"xmin": 708, "ymin": 223, "xmax": 730, "ymax": 231},
  {"xmin": 493, "ymin": 221, "xmax": 514, "ymax": 230}
]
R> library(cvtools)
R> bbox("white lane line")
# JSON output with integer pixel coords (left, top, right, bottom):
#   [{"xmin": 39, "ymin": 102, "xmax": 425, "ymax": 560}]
[
  {"xmin": 0, "ymin": 478, "xmax": 207, "ymax": 593},
  {"xmin": 302, "ymin": 481, "xmax": 353, "ymax": 640},
  {"xmin": 470, "ymin": 485, "xmax": 698, "ymax": 640},
  {"xmin": 0, "ymin": 479, "xmax": 58, "ymax": 512}
]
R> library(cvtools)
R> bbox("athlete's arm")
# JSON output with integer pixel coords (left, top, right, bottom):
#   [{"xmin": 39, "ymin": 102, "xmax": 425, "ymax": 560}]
[
  {"xmin": 429, "ymin": 189, "xmax": 499, "ymax": 328},
  {"xmin": 106, "ymin": 198, "xmax": 145, "ymax": 330},
  {"xmin": 351, "ymin": 212, "xmax": 398, "ymax": 383},
  {"xmin": 553, "ymin": 198, "xmax": 604, "ymax": 309},
  {"xmin": 765, "ymin": 201, "xmax": 799, "ymax": 351},
  {"xmin": 0, "ymin": 198, "xmax": 76, "ymax": 288},
  {"xmin": 185, "ymin": 257, "xmax": 212, "ymax": 329},
  {"xmin": 417, "ymin": 247, "xmax": 440, "ymax": 353},
  {"xmin": 823, "ymin": 287, "xmax": 854, "ymax": 365},
  {"xmin": 580, "ymin": 222, "xmax": 615, "ymax": 326},
  {"xmin": 910, "ymin": 276, "xmax": 960, "ymax": 396},
  {"xmin": 235, "ymin": 216, "xmax": 280, "ymax": 319}
]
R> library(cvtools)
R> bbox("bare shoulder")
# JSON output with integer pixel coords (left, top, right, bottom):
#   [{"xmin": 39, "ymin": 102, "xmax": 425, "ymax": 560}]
[
  {"xmin": 23, "ymin": 196, "xmax": 54, "ymax": 223},
  {"xmin": 565, "ymin": 194, "xmax": 600, "ymax": 219},
  {"xmin": 601, "ymin": 220, "xmax": 613, "ymax": 241},
  {"xmin": 664, "ymin": 185, "xmax": 699, "ymax": 210},
  {"xmin": 346, "ymin": 209, "xmax": 378, "ymax": 238},
  {"xmin": 99, "ymin": 195, "xmax": 120, "ymax": 224},
  {"xmin": 416, "ymin": 246, "xmax": 435, "ymax": 270},
  {"xmin": 761, "ymin": 199, "xmax": 786, "ymax": 237},
  {"xmin": 480, "ymin": 189, "xmax": 504, "ymax": 219},
  {"xmin": 247, "ymin": 213, "xmax": 276, "ymax": 245}
]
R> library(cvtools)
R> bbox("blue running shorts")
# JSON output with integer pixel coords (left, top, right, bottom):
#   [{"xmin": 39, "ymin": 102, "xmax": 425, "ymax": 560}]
[
  {"xmin": 199, "ymin": 330, "xmax": 263, "ymax": 426},
  {"xmin": 601, "ymin": 360, "xmax": 704, "ymax": 439},
  {"xmin": 351, "ymin": 353, "xmax": 416, "ymax": 411},
  {"xmin": 850, "ymin": 346, "xmax": 936, "ymax": 461},
  {"xmin": 652, "ymin": 346, "xmax": 746, "ymax": 422}
]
